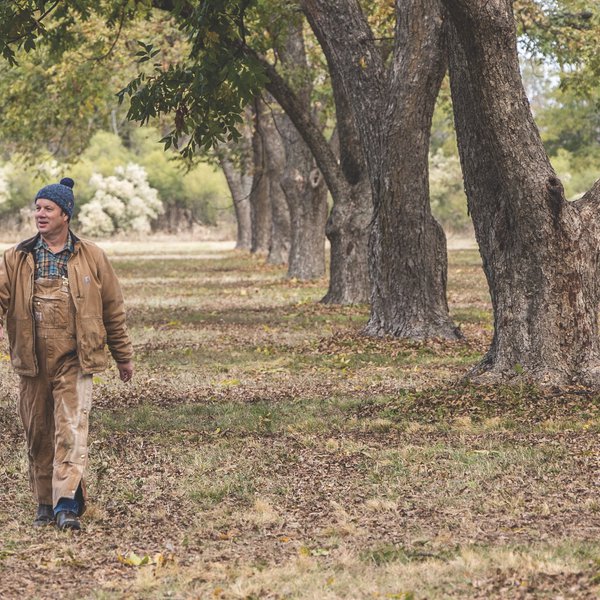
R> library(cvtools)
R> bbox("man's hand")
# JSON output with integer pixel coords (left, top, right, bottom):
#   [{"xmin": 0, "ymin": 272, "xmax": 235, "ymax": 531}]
[
  {"xmin": 117, "ymin": 361, "xmax": 134, "ymax": 382},
  {"xmin": 0, "ymin": 324, "xmax": 3, "ymax": 341}
]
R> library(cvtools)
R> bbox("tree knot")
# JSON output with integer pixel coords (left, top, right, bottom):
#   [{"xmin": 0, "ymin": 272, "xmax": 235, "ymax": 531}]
[
  {"xmin": 546, "ymin": 176, "xmax": 565, "ymax": 228},
  {"xmin": 309, "ymin": 168, "xmax": 323, "ymax": 189}
]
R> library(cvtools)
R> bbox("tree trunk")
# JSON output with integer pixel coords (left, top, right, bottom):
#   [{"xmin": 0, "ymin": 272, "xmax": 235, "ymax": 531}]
[
  {"xmin": 258, "ymin": 101, "xmax": 291, "ymax": 265},
  {"xmin": 278, "ymin": 112, "xmax": 328, "ymax": 279},
  {"xmin": 261, "ymin": 63, "xmax": 371, "ymax": 302},
  {"xmin": 220, "ymin": 156, "xmax": 252, "ymax": 250},
  {"xmin": 250, "ymin": 98, "xmax": 272, "ymax": 255},
  {"xmin": 323, "ymin": 177, "xmax": 371, "ymax": 304},
  {"xmin": 444, "ymin": 0, "xmax": 600, "ymax": 384},
  {"xmin": 276, "ymin": 21, "xmax": 328, "ymax": 280},
  {"xmin": 155, "ymin": 204, "xmax": 194, "ymax": 233},
  {"xmin": 302, "ymin": 0, "xmax": 460, "ymax": 338},
  {"xmin": 320, "ymin": 37, "xmax": 371, "ymax": 304},
  {"xmin": 268, "ymin": 178, "xmax": 291, "ymax": 265}
]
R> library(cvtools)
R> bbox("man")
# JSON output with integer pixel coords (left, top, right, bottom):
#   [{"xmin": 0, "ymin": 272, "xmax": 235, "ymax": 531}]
[{"xmin": 0, "ymin": 177, "xmax": 134, "ymax": 531}]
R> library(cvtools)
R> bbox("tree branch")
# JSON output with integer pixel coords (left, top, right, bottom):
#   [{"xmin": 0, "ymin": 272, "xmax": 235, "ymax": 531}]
[
  {"xmin": 92, "ymin": 5, "xmax": 127, "ymax": 62},
  {"xmin": 245, "ymin": 46, "xmax": 345, "ymax": 202},
  {"xmin": 5, "ymin": 0, "xmax": 60, "ymax": 45}
]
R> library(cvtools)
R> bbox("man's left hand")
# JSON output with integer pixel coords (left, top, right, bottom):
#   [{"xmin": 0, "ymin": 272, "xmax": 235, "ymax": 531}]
[{"xmin": 117, "ymin": 361, "xmax": 134, "ymax": 382}]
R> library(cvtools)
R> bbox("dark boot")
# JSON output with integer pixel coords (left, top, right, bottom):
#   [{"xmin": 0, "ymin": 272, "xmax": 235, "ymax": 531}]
[
  {"xmin": 33, "ymin": 504, "xmax": 55, "ymax": 527},
  {"xmin": 56, "ymin": 510, "xmax": 81, "ymax": 531}
]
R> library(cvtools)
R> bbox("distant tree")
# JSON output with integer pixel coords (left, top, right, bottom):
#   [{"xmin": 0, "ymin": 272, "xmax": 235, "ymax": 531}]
[
  {"xmin": 273, "ymin": 18, "xmax": 327, "ymax": 280},
  {"xmin": 216, "ymin": 112, "xmax": 253, "ymax": 251},
  {"xmin": 0, "ymin": 9, "xmax": 192, "ymax": 158},
  {"xmin": 248, "ymin": 98, "xmax": 272, "ymax": 255},
  {"xmin": 219, "ymin": 153, "xmax": 253, "ymax": 250},
  {"xmin": 258, "ymin": 101, "xmax": 290, "ymax": 266},
  {"xmin": 537, "ymin": 85, "xmax": 600, "ymax": 157}
]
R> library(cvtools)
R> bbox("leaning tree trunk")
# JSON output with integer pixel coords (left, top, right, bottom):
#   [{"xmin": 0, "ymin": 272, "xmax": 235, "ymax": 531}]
[
  {"xmin": 250, "ymin": 98, "xmax": 272, "ymax": 255},
  {"xmin": 258, "ymin": 100, "xmax": 291, "ymax": 265},
  {"xmin": 444, "ymin": 0, "xmax": 600, "ymax": 384},
  {"xmin": 220, "ymin": 156, "xmax": 252, "ymax": 250},
  {"xmin": 321, "ymin": 46, "xmax": 372, "ymax": 304},
  {"xmin": 303, "ymin": 0, "xmax": 460, "ymax": 338},
  {"xmin": 259, "ymin": 78, "xmax": 372, "ymax": 305},
  {"xmin": 278, "ymin": 111, "xmax": 328, "ymax": 279},
  {"xmin": 251, "ymin": 19, "xmax": 372, "ymax": 301},
  {"xmin": 276, "ymin": 20, "xmax": 328, "ymax": 280}
]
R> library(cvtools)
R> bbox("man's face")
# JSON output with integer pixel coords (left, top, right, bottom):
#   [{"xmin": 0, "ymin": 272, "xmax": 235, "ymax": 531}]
[{"xmin": 34, "ymin": 198, "xmax": 68, "ymax": 237}]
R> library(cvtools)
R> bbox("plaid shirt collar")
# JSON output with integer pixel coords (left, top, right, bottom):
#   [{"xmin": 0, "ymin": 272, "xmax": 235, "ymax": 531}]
[
  {"xmin": 33, "ymin": 232, "xmax": 74, "ymax": 279},
  {"xmin": 34, "ymin": 232, "xmax": 74, "ymax": 255}
]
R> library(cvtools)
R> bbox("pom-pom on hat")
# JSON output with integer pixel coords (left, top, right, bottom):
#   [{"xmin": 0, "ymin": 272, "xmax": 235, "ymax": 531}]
[{"xmin": 35, "ymin": 177, "xmax": 75, "ymax": 218}]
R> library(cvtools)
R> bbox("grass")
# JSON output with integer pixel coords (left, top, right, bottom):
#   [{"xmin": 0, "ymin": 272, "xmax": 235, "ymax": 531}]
[{"xmin": 0, "ymin": 241, "xmax": 599, "ymax": 599}]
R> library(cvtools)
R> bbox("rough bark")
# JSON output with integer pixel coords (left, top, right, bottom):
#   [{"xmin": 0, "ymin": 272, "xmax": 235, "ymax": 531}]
[
  {"xmin": 258, "ymin": 101, "xmax": 291, "ymax": 265},
  {"xmin": 302, "ymin": 0, "xmax": 460, "ymax": 338},
  {"xmin": 444, "ymin": 0, "xmax": 600, "ymax": 384},
  {"xmin": 249, "ymin": 98, "xmax": 271, "ymax": 255},
  {"xmin": 278, "ymin": 111, "xmax": 329, "ymax": 279},
  {"xmin": 319, "ymin": 29, "xmax": 371, "ymax": 304},
  {"xmin": 276, "ymin": 21, "xmax": 328, "ymax": 280},
  {"xmin": 220, "ymin": 156, "xmax": 252, "ymax": 250},
  {"xmin": 268, "ymin": 178, "xmax": 291, "ymax": 265}
]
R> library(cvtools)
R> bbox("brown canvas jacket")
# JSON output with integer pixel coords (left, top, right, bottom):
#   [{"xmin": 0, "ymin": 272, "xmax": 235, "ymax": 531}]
[{"xmin": 0, "ymin": 232, "xmax": 133, "ymax": 376}]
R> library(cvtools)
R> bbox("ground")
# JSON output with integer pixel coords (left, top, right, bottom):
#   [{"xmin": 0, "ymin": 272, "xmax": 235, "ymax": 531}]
[{"xmin": 0, "ymin": 240, "xmax": 598, "ymax": 599}]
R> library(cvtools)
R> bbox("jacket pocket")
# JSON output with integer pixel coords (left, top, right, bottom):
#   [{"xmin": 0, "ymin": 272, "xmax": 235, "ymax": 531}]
[
  {"xmin": 78, "ymin": 317, "xmax": 108, "ymax": 371},
  {"xmin": 8, "ymin": 317, "xmax": 35, "ymax": 373}
]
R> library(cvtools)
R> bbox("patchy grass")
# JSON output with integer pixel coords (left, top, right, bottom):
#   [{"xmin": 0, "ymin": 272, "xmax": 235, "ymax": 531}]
[{"xmin": 0, "ymin": 242, "xmax": 599, "ymax": 599}]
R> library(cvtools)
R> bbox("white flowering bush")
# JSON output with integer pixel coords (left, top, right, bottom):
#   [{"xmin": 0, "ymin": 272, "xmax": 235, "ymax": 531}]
[
  {"xmin": 37, "ymin": 159, "xmax": 61, "ymax": 182},
  {"xmin": 78, "ymin": 163, "xmax": 164, "ymax": 237}
]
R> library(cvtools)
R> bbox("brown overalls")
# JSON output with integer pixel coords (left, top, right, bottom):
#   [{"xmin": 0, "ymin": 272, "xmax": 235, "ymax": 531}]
[{"xmin": 18, "ymin": 277, "xmax": 91, "ymax": 513}]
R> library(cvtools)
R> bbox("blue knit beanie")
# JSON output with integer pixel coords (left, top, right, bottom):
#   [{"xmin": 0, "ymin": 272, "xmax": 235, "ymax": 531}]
[{"xmin": 35, "ymin": 177, "xmax": 75, "ymax": 218}]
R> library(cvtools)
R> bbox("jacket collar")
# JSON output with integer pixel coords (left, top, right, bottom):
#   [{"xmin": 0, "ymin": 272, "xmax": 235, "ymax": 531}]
[{"xmin": 17, "ymin": 230, "xmax": 81, "ymax": 254}]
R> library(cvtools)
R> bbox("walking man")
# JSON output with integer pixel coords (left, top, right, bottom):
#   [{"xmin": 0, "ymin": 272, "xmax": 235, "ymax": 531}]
[{"xmin": 0, "ymin": 177, "xmax": 134, "ymax": 531}]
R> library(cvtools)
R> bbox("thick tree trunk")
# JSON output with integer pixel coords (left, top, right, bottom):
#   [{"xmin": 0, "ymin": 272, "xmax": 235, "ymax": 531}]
[
  {"xmin": 303, "ymin": 0, "xmax": 460, "ymax": 338},
  {"xmin": 220, "ymin": 156, "xmax": 252, "ymax": 250},
  {"xmin": 320, "ymin": 40, "xmax": 371, "ymax": 304},
  {"xmin": 258, "ymin": 102, "xmax": 291, "ymax": 265},
  {"xmin": 444, "ymin": 0, "xmax": 600, "ymax": 384},
  {"xmin": 249, "ymin": 98, "xmax": 271, "ymax": 255},
  {"xmin": 276, "ymin": 22, "xmax": 328, "ymax": 280}
]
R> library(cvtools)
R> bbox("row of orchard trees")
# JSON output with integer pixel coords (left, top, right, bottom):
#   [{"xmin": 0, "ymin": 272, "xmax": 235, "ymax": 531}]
[{"xmin": 1, "ymin": 0, "xmax": 600, "ymax": 385}]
